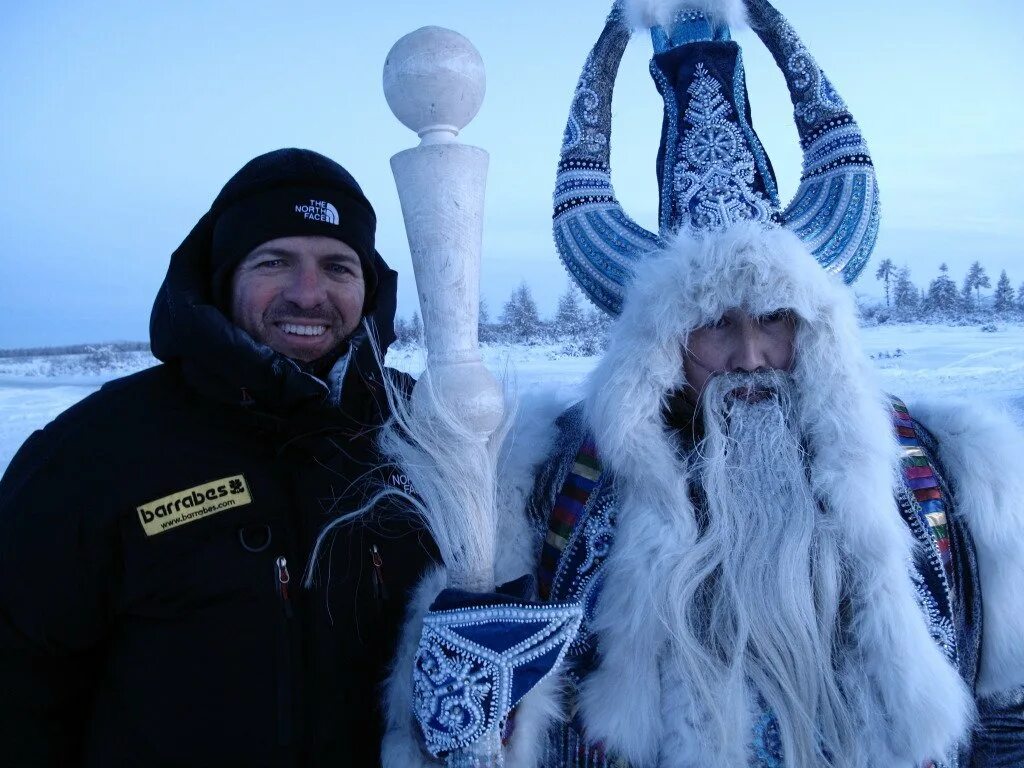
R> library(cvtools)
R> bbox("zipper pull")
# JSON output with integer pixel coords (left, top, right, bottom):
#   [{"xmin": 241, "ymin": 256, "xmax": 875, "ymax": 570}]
[
  {"xmin": 276, "ymin": 556, "xmax": 293, "ymax": 618},
  {"xmin": 370, "ymin": 544, "xmax": 389, "ymax": 601}
]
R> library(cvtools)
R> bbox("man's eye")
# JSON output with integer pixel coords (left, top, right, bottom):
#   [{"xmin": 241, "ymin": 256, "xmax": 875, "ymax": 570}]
[
  {"xmin": 759, "ymin": 309, "xmax": 792, "ymax": 325},
  {"xmin": 255, "ymin": 259, "xmax": 284, "ymax": 269},
  {"xmin": 326, "ymin": 263, "xmax": 353, "ymax": 274}
]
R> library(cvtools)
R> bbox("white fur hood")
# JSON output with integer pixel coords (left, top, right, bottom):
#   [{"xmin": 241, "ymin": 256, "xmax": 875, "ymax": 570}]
[{"xmin": 578, "ymin": 225, "xmax": 975, "ymax": 766}]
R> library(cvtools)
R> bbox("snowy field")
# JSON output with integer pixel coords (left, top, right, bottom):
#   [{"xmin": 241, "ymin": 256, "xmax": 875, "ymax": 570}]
[{"xmin": 2, "ymin": 323, "xmax": 1023, "ymax": 475}]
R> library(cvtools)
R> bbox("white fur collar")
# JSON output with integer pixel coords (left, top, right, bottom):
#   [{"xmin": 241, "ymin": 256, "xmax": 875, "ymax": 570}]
[
  {"xmin": 911, "ymin": 400, "xmax": 1024, "ymax": 698},
  {"xmin": 579, "ymin": 226, "xmax": 974, "ymax": 765}
]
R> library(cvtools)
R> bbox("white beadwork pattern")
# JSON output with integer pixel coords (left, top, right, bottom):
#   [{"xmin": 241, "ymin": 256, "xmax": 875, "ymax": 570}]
[{"xmin": 413, "ymin": 601, "xmax": 583, "ymax": 758}]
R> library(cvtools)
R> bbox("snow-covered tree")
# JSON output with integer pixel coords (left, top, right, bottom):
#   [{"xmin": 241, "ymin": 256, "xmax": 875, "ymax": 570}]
[
  {"xmin": 410, "ymin": 310, "xmax": 424, "ymax": 346},
  {"xmin": 581, "ymin": 306, "xmax": 613, "ymax": 355},
  {"xmin": 1018, "ymin": 281, "xmax": 1024, "ymax": 311},
  {"xmin": 393, "ymin": 313, "xmax": 424, "ymax": 347},
  {"xmin": 993, "ymin": 270, "xmax": 1014, "ymax": 314},
  {"xmin": 891, "ymin": 266, "xmax": 918, "ymax": 319},
  {"xmin": 394, "ymin": 315, "xmax": 411, "ymax": 346},
  {"xmin": 553, "ymin": 285, "xmax": 588, "ymax": 342},
  {"xmin": 478, "ymin": 299, "xmax": 497, "ymax": 343},
  {"xmin": 875, "ymin": 258, "xmax": 895, "ymax": 308},
  {"xmin": 500, "ymin": 283, "xmax": 541, "ymax": 344},
  {"xmin": 926, "ymin": 263, "xmax": 961, "ymax": 317},
  {"xmin": 961, "ymin": 261, "xmax": 990, "ymax": 312},
  {"xmin": 553, "ymin": 284, "xmax": 608, "ymax": 355}
]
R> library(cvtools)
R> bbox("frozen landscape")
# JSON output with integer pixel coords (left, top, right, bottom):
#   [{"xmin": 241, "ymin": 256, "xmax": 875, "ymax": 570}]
[{"xmin": 1, "ymin": 323, "xmax": 1023, "ymax": 475}]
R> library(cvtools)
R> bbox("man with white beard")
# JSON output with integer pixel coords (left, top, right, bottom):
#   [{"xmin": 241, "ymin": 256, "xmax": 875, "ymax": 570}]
[
  {"xmin": 379, "ymin": 1, "xmax": 1024, "ymax": 766},
  {"xmin": 664, "ymin": 348, "xmax": 860, "ymax": 768}
]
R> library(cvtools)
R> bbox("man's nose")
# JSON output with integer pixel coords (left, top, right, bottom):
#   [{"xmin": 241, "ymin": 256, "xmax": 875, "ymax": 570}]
[
  {"xmin": 283, "ymin": 266, "xmax": 326, "ymax": 308},
  {"xmin": 732, "ymin": 326, "xmax": 770, "ymax": 372}
]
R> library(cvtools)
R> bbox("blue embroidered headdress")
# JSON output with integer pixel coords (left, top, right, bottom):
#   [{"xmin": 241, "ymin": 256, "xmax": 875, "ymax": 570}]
[{"xmin": 553, "ymin": 0, "xmax": 880, "ymax": 316}]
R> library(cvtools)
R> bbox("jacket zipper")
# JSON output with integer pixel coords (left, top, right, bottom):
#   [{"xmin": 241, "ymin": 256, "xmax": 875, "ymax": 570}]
[
  {"xmin": 275, "ymin": 555, "xmax": 293, "ymax": 745},
  {"xmin": 370, "ymin": 544, "xmax": 389, "ymax": 607},
  {"xmin": 897, "ymin": 486, "xmax": 958, "ymax": 665},
  {"xmin": 276, "ymin": 555, "xmax": 293, "ymax": 617}
]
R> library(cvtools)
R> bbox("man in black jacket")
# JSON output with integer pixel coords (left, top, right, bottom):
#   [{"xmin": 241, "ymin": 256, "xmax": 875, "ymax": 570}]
[{"xmin": 0, "ymin": 148, "xmax": 436, "ymax": 767}]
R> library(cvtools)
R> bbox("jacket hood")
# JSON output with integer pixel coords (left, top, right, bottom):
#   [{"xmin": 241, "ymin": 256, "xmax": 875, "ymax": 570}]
[{"xmin": 149, "ymin": 208, "xmax": 400, "ymax": 417}]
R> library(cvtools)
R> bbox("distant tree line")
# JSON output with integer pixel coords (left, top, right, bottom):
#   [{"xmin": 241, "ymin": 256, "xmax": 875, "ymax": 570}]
[
  {"xmin": 391, "ymin": 260, "xmax": 1024, "ymax": 357},
  {"xmin": 0, "ymin": 342, "xmax": 154, "ymax": 377},
  {"xmin": 868, "ymin": 259, "xmax": 1024, "ymax": 324},
  {"xmin": 0, "ymin": 341, "xmax": 150, "ymax": 358},
  {"xmin": 7, "ymin": 261, "xmax": 1023, "ymax": 363},
  {"xmin": 394, "ymin": 282, "xmax": 613, "ymax": 357}
]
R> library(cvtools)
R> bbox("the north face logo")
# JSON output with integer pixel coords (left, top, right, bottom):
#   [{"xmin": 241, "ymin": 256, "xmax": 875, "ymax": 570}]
[
  {"xmin": 295, "ymin": 199, "xmax": 339, "ymax": 225},
  {"xmin": 389, "ymin": 472, "xmax": 414, "ymax": 495}
]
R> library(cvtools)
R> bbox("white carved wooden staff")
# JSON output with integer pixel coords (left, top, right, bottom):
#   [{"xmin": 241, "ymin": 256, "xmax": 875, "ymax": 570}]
[{"xmin": 383, "ymin": 27, "xmax": 504, "ymax": 595}]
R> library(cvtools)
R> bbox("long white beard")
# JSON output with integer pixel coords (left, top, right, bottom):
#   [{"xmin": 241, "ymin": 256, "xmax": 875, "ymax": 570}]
[{"xmin": 665, "ymin": 370, "xmax": 859, "ymax": 767}]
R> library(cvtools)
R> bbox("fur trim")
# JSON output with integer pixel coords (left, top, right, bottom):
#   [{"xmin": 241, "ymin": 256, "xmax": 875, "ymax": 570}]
[
  {"xmin": 382, "ymin": 566, "xmax": 447, "ymax": 768},
  {"xmin": 505, "ymin": 673, "xmax": 564, "ymax": 768},
  {"xmin": 790, "ymin": 293, "xmax": 975, "ymax": 766},
  {"xmin": 657, "ymin": 654, "xmax": 751, "ymax": 766},
  {"xmin": 579, "ymin": 224, "xmax": 973, "ymax": 764},
  {"xmin": 576, "ymin": 485, "xmax": 676, "ymax": 764},
  {"xmin": 494, "ymin": 386, "xmax": 571, "ymax": 584},
  {"xmin": 911, "ymin": 400, "xmax": 1024, "ymax": 697},
  {"xmin": 656, "ymin": 663, "xmax": 705, "ymax": 766},
  {"xmin": 622, "ymin": 0, "xmax": 748, "ymax": 31}
]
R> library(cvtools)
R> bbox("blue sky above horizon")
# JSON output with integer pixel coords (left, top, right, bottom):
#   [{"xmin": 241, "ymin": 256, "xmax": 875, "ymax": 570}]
[{"xmin": 2, "ymin": 0, "xmax": 1023, "ymax": 347}]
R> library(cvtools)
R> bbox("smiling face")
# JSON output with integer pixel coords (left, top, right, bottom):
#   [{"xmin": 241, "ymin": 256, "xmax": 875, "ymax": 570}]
[
  {"xmin": 683, "ymin": 307, "xmax": 797, "ymax": 403},
  {"xmin": 229, "ymin": 235, "xmax": 365, "ymax": 363}
]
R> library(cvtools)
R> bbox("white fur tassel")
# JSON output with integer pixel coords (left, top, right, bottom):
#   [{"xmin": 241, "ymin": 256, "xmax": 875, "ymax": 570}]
[
  {"xmin": 622, "ymin": 0, "xmax": 749, "ymax": 31},
  {"xmin": 303, "ymin": 326, "xmax": 510, "ymax": 593},
  {"xmin": 380, "ymin": 387, "xmax": 570, "ymax": 767},
  {"xmin": 911, "ymin": 401, "xmax": 1024, "ymax": 698}
]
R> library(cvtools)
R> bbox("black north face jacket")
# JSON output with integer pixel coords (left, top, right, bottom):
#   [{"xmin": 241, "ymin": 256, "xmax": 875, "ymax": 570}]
[{"xmin": 0, "ymin": 212, "xmax": 435, "ymax": 767}]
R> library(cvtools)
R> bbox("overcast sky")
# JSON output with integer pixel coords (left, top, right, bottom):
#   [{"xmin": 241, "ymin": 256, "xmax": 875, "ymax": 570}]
[{"xmin": 2, "ymin": 0, "xmax": 1023, "ymax": 347}]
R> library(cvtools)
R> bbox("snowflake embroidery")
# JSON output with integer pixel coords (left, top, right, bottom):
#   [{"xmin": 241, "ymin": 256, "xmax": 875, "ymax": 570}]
[{"xmin": 672, "ymin": 63, "xmax": 774, "ymax": 232}]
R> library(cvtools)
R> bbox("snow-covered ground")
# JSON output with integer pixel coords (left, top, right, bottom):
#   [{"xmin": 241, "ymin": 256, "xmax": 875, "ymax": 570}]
[{"xmin": 2, "ymin": 323, "xmax": 1022, "ymax": 475}]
